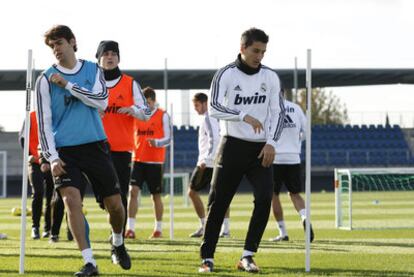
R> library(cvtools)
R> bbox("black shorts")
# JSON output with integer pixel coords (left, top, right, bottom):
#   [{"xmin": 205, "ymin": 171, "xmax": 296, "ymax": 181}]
[
  {"xmin": 130, "ymin": 162, "xmax": 163, "ymax": 194},
  {"xmin": 110, "ymin": 151, "xmax": 132, "ymax": 196},
  {"xmin": 273, "ymin": 164, "xmax": 302, "ymax": 195},
  {"xmin": 53, "ymin": 141, "xmax": 120, "ymax": 204},
  {"xmin": 189, "ymin": 166, "xmax": 213, "ymax": 192}
]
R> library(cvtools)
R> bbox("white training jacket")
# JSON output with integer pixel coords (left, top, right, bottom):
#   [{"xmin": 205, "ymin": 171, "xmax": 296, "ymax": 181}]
[
  {"xmin": 197, "ymin": 112, "xmax": 220, "ymax": 168},
  {"xmin": 209, "ymin": 61, "xmax": 285, "ymax": 149},
  {"xmin": 274, "ymin": 100, "xmax": 307, "ymax": 164}
]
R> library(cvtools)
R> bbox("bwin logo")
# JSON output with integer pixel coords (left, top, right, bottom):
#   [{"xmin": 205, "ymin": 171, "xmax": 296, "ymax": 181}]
[{"xmin": 234, "ymin": 92, "xmax": 266, "ymax": 105}]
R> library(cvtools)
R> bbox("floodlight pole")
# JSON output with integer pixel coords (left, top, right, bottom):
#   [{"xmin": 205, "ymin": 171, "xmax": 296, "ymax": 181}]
[
  {"xmin": 169, "ymin": 104, "xmax": 174, "ymax": 240},
  {"xmin": 305, "ymin": 49, "xmax": 312, "ymax": 272},
  {"xmin": 20, "ymin": 49, "xmax": 33, "ymax": 274}
]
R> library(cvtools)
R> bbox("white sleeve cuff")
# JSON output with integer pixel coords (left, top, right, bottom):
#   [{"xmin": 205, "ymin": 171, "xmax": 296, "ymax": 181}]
[
  {"xmin": 65, "ymin": 81, "xmax": 74, "ymax": 91},
  {"xmin": 239, "ymin": 111, "xmax": 247, "ymax": 121},
  {"xmin": 266, "ymin": 139, "xmax": 277, "ymax": 150},
  {"xmin": 49, "ymin": 153, "xmax": 60, "ymax": 163}
]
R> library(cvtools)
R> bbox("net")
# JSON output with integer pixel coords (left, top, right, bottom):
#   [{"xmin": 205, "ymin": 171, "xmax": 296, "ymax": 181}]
[
  {"xmin": 335, "ymin": 167, "xmax": 414, "ymax": 230},
  {"xmin": 139, "ymin": 172, "xmax": 189, "ymax": 206}
]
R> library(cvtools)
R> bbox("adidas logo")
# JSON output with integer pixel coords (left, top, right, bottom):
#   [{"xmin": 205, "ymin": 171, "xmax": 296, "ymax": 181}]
[
  {"xmin": 234, "ymin": 85, "xmax": 242, "ymax": 91},
  {"xmin": 284, "ymin": 114, "xmax": 294, "ymax": 124},
  {"xmin": 283, "ymin": 114, "xmax": 296, "ymax": 128},
  {"xmin": 116, "ymin": 94, "xmax": 124, "ymax": 100}
]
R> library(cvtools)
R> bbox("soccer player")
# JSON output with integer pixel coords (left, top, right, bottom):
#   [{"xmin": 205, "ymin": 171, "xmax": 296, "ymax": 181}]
[
  {"xmin": 35, "ymin": 25, "xmax": 130, "ymax": 276},
  {"xmin": 19, "ymin": 111, "xmax": 54, "ymax": 240},
  {"xmin": 270, "ymin": 96, "xmax": 314, "ymax": 242},
  {"xmin": 188, "ymin": 92, "xmax": 230, "ymax": 238},
  {"xmin": 126, "ymin": 87, "xmax": 171, "ymax": 239},
  {"xmin": 96, "ymin": 40, "xmax": 150, "ymax": 235},
  {"xmin": 199, "ymin": 28, "xmax": 285, "ymax": 273}
]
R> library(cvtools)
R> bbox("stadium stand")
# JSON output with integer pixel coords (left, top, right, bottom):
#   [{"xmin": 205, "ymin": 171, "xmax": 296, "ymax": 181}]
[
  {"xmin": 172, "ymin": 124, "xmax": 414, "ymax": 169},
  {"xmin": 302, "ymin": 124, "xmax": 413, "ymax": 166}
]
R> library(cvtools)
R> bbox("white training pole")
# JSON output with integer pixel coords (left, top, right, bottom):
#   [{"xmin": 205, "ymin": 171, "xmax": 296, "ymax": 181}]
[
  {"xmin": 164, "ymin": 58, "xmax": 168, "ymax": 111},
  {"xmin": 0, "ymin": 151, "xmax": 7, "ymax": 198},
  {"xmin": 20, "ymin": 49, "xmax": 33, "ymax": 274},
  {"xmin": 169, "ymin": 103, "xmax": 174, "ymax": 239},
  {"xmin": 305, "ymin": 49, "xmax": 312, "ymax": 272},
  {"xmin": 294, "ymin": 56, "xmax": 298, "ymax": 102}
]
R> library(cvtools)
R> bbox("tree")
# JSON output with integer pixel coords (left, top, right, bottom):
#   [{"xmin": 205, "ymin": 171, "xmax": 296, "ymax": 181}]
[
  {"xmin": 295, "ymin": 88, "xmax": 349, "ymax": 125},
  {"xmin": 0, "ymin": 125, "xmax": 4, "ymax": 132}
]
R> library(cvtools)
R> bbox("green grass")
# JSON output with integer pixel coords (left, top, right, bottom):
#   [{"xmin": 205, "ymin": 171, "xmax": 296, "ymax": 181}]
[{"xmin": 0, "ymin": 192, "xmax": 413, "ymax": 276}]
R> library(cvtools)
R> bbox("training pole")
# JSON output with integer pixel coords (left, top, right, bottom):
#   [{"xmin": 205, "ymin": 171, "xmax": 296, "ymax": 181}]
[
  {"xmin": 164, "ymin": 58, "xmax": 168, "ymax": 111},
  {"xmin": 19, "ymin": 49, "xmax": 33, "ymax": 274},
  {"xmin": 169, "ymin": 104, "xmax": 174, "ymax": 239},
  {"xmin": 305, "ymin": 49, "xmax": 312, "ymax": 272}
]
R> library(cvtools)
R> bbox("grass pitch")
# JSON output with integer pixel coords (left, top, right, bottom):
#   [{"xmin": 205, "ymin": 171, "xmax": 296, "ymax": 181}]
[{"xmin": 0, "ymin": 191, "xmax": 413, "ymax": 276}]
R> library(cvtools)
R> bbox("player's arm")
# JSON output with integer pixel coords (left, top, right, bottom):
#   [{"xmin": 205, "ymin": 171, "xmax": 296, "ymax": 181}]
[
  {"xmin": 52, "ymin": 65, "xmax": 108, "ymax": 111},
  {"xmin": 204, "ymin": 116, "xmax": 220, "ymax": 165},
  {"xmin": 149, "ymin": 112, "xmax": 171, "ymax": 147},
  {"xmin": 258, "ymin": 76, "xmax": 285, "ymax": 167},
  {"xmin": 36, "ymin": 74, "xmax": 67, "ymax": 176},
  {"xmin": 118, "ymin": 80, "xmax": 151, "ymax": 120},
  {"xmin": 35, "ymin": 74, "xmax": 60, "ymax": 163},
  {"xmin": 267, "ymin": 78, "xmax": 286, "ymax": 149},
  {"xmin": 209, "ymin": 69, "xmax": 245, "ymax": 122},
  {"xmin": 298, "ymin": 104, "xmax": 307, "ymax": 141}
]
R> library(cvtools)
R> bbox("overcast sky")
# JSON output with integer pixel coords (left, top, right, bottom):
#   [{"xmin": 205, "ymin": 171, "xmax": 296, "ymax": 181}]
[{"xmin": 1, "ymin": 0, "xmax": 413, "ymax": 130}]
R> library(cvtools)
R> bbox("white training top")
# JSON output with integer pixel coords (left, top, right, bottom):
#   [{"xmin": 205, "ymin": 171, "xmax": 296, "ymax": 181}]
[
  {"xmin": 209, "ymin": 62, "xmax": 285, "ymax": 148},
  {"xmin": 197, "ymin": 112, "xmax": 220, "ymax": 168},
  {"xmin": 274, "ymin": 100, "xmax": 307, "ymax": 164}
]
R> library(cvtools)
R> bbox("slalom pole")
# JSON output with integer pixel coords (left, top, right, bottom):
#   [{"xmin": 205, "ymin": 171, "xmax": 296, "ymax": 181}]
[
  {"xmin": 164, "ymin": 58, "xmax": 168, "ymax": 111},
  {"xmin": 294, "ymin": 57, "xmax": 298, "ymax": 102},
  {"xmin": 169, "ymin": 104, "xmax": 174, "ymax": 239},
  {"xmin": 19, "ymin": 49, "xmax": 33, "ymax": 274},
  {"xmin": 305, "ymin": 49, "xmax": 312, "ymax": 272}
]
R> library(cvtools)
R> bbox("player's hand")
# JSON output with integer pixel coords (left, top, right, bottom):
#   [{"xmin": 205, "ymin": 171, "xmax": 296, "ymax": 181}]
[
  {"xmin": 40, "ymin": 163, "xmax": 51, "ymax": 173},
  {"xmin": 51, "ymin": 159, "xmax": 67, "ymax": 177},
  {"xmin": 50, "ymin": 73, "xmax": 68, "ymax": 88},
  {"xmin": 243, "ymin": 114, "xmax": 263, "ymax": 134},
  {"xmin": 199, "ymin": 163, "xmax": 206, "ymax": 169},
  {"xmin": 28, "ymin": 155, "xmax": 36, "ymax": 164},
  {"xmin": 147, "ymin": 139, "xmax": 157, "ymax": 147},
  {"xmin": 258, "ymin": 144, "xmax": 275, "ymax": 167},
  {"xmin": 118, "ymin": 107, "xmax": 135, "ymax": 116},
  {"xmin": 98, "ymin": 110, "xmax": 105, "ymax": 118}
]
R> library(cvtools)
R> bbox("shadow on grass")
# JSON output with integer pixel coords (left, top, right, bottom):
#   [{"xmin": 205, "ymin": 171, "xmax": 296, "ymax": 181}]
[
  {"xmin": 317, "ymin": 239, "xmax": 414, "ymax": 248},
  {"xmin": 0, "ymin": 269, "xmax": 72, "ymax": 276},
  {"xmin": 264, "ymin": 266, "xmax": 414, "ymax": 277}
]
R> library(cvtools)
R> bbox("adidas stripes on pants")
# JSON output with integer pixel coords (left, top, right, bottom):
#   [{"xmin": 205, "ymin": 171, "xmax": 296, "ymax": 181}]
[{"xmin": 200, "ymin": 136, "xmax": 273, "ymax": 259}]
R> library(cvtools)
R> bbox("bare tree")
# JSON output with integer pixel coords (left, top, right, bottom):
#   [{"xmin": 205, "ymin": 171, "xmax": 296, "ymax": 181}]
[{"xmin": 296, "ymin": 88, "xmax": 349, "ymax": 125}]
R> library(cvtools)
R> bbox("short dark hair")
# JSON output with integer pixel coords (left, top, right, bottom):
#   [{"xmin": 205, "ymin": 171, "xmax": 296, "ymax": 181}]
[
  {"xmin": 240, "ymin": 28, "xmax": 269, "ymax": 48},
  {"xmin": 193, "ymin": 92, "xmax": 208, "ymax": 103},
  {"xmin": 44, "ymin": 25, "xmax": 77, "ymax": 52},
  {"xmin": 143, "ymin": 87, "xmax": 156, "ymax": 101}
]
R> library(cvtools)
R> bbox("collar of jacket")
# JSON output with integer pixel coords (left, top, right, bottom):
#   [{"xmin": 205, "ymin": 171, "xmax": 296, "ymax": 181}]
[
  {"xmin": 235, "ymin": 54, "xmax": 261, "ymax": 75},
  {"xmin": 104, "ymin": 66, "xmax": 122, "ymax": 81}
]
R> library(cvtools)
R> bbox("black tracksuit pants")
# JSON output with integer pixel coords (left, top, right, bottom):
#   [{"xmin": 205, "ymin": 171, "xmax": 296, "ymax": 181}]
[
  {"xmin": 110, "ymin": 151, "xmax": 132, "ymax": 233},
  {"xmin": 28, "ymin": 162, "xmax": 54, "ymax": 231},
  {"xmin": 200, "ymin": 136, "xmax": 273, "ymax": 259}
]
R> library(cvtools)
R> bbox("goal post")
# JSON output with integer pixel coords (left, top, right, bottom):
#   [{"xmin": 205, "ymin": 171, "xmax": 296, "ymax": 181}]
[
  {"xmin": 335, "ymin": 167, "xmax": 414, "ymax": 230},
  {"xmin": 0, "ymin": 151, "xmax": 6, "ymax": 198},
  {"xmin": 138, "ymin": 172, "xmax": 190, "ymax": 207}
]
